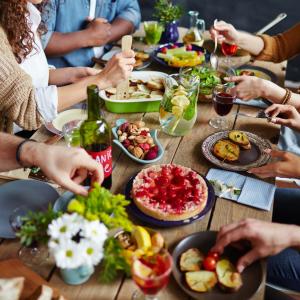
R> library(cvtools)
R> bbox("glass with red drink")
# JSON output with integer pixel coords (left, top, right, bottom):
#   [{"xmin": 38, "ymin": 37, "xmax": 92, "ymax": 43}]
[
  {"xmin": 209, "ymin": 84, "xmax": 236, "ymax": 130},
  {"xmin": 131, "ymin": 251, "xmax": 173, "ymax": 300},
  {"xmin": 221, "ymin": 42, "xmax": 238, "ymax": 66}
]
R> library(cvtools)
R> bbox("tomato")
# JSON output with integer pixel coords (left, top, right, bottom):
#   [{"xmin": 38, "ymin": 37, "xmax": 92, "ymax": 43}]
[
  {"xmin": 186, "ymin": 44, "xmax": 193, "ymax": 51},
  {"xmin": 203, "ymin": 257, "xmax": 217, "ymax": 271},
  {"xmin": 207, "ymin": 251, "xmax": 219, "ymax": 261},
  {"xmin": 161, "ymin": 47, "xmax": 168, "ymax": 54}
]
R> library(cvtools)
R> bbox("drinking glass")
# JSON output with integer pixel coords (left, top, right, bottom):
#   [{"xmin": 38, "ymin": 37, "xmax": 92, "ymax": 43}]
[
  {"xmin": 131, "ymin": 251, "xmax": 173, "ymax": 300},
  {"xmin": 9, "ymin": 206, "xmax": 49, "ymax": 267},
  {"xmin": 209, "ymin": 84, "xmax": 236, "ymax": 130},
  {"xmin": 144, "ymin": 21, "xmax": 164, "ymax": 52},
  {"xmin": 159, "ymin": 68, "xmax": 199, "ymax": 136},
  {"xmin": 221, "ymin": 42, "xmax": 238, "ymax": 67},
  {"xmin": 62, "ymin": 120, "xmax": 82, "ymax": 147}
]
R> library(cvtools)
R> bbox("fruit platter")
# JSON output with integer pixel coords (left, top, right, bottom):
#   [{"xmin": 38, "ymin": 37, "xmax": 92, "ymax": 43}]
[{"xmin": 152, "ymin": 43, "xmax": 206, "ymax": 68}]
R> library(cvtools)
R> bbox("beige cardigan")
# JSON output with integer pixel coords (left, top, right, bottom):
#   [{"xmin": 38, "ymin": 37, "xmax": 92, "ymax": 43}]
[{"xmin": 0, "ymin": 27, "xmax": 43, "ymax": 133}]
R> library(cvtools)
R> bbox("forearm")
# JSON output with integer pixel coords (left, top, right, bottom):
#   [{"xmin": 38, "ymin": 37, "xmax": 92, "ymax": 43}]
[
  {"xmin": 0, "ymin": 134, "xmax": 45, "ymax": 171},
  {"xmin": 288, "ymin": 225, "xmax": 300, "ymax": 250},
  {"xmin": 49, "ymin": 68, "xmax": 76, "ymax": 86},
  {"xmin": 45, "ymin": 31, "xmax": 89, "ymax": 57},
  {"xmin": 236, "ymin": 31, "xmax": 265, "ymax": 56},
  {"xmin": 262, "ymin": 81, "xmax": 300, "ymax": 110},
  {"xmin": 57, "ymin": 73, "xmax": 109, "ymax": 111},
  {"xmin": 108, "ymin": 18, "xmax": 135, "ymax": 43}
]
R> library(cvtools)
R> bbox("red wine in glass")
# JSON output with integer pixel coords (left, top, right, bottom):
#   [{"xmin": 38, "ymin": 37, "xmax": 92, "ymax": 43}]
[
  {"xmin": 213, "ymin": 92, "xmax": 234, "ymax": 116},
  {"xmin": 221, "ymin": 42, "xmax": 238, "ymax": 56}
]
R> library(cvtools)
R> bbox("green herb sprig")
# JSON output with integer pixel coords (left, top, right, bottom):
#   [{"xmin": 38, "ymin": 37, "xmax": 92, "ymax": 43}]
[{"xmin": 154, "ymin": 0, "xmax": 183, "ymax": 25}]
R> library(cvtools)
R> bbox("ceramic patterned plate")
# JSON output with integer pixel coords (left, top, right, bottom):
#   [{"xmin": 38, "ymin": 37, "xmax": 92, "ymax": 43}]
[
  {"xmin": 202, "ymin": 131, "xmax": 272, "ymax": 172},
  {"xmin": 124, "ymin": 172, "xmax": 215, "ymax": 228},
  {"xmin": 172, "ymin": 231, "xmax": 264, "ymax": 300}
]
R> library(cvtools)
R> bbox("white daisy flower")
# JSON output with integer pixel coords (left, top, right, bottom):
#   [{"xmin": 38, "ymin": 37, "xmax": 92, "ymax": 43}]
[
  {"xmin": 81, "ymin": 221, "xmax": 108, "ymax": 244},
  {"xmin": 47, "ymin": 213, "xmax": 81, "ymax": 240},
  {"xmin": 81, "ymin": 239, "xmax": 104, "ymax": 267},
  {"xmin": 52, "ymin": 240, "xmax": 83, "ymax": 269}
]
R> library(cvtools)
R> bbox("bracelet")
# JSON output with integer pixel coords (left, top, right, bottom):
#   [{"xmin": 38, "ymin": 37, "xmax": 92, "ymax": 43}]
[
  {"xmin": 281, "ymin": 88, "xmax": 292, "ymax": 105},
  {"xmin": 16, "ymin": 139, "xmax": 36, "ymax": 168}
]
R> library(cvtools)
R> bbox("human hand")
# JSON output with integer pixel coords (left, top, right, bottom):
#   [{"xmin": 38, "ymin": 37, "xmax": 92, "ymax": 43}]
[
  {"xmin": 265, "ymin": 104, "xmax": 300, "ymax": 131},
  {"xmin": 86, "ymin": 18, "xmax": 112, "ymax": 47},
  {"xmin": 30, "ymin": 144, "xmax": 104, "ymax": 196},
  {"xmin": 248, "ymin": 149, "xmax": 300, "ymax": 179},
  {"xmin": 98, "ymin": 50, "xmax": 135, "ymax": 89},
  {"xmin": 70, "ymin": 67, "xmax": 100, "ymax": 83},
  {"xmin": 225, "ymin": 75, "xmax": 266, "ymax": 100},
  {"xmin": 210, "ymin": 20, "xmax": 240, "ymax": 45},
  {"xmin": 211, "ymin": 219, "xmax": 294, "ymax": 273}
]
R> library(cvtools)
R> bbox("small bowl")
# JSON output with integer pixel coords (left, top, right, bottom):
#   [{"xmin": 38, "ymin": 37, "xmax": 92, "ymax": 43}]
[{"xmin": 112, "ymin": 119, "xmax": 164, "ymax": 164}]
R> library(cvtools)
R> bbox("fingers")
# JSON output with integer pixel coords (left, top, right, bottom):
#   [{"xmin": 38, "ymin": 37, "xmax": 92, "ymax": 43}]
[
  {"xmin": 236, "ymin": 249, "xmax": 261, "ymax": 273},
  {"xmin": 248, "ymin": 163, "xmax": 278, "ymax": 178},
  {"xmin": 55, "ymin": 176, "xmax": 89, "ymax": 196},
  {"xmin": 94, "ymin": 18, "xmax": 108, "ymax": 23},
  {"xmin": 216, "ymin": 221, "xmax": 244, "ymax": 243},
  {"xmin": 224, "ymin": 76, "xmax": 245, "ymax": 83},
  {"xmin": 121, "ymin": 50, "xmax": 135, "ymax": 58},
  {"xmin": 270, "ymin": 117, "xmax": 292, "ymax": 127},
  {"xmin": 79, "ymin": 158, "xmax": 104, "ymax": 185}
]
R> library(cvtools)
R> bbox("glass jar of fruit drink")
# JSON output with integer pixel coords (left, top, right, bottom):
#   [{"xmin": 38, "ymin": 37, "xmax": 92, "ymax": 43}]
[
  {"xmin": 131, "ymin": 251, "xmax": 172, "ymax": 300},
  {"xmin": 159, "ymin": 69, "xmax": 199, "ymax": 136}
]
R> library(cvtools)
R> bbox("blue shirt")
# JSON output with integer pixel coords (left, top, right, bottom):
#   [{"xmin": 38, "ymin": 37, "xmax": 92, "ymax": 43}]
[{"xmin": 41, "ymin": 0, "xmax": 141, "ymax": 68}]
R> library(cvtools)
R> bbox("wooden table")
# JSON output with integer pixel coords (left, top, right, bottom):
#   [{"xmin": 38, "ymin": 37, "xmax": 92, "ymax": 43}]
[{"xmin": 0, "ymin": 30, "xmax": 287, "ymax": 300}]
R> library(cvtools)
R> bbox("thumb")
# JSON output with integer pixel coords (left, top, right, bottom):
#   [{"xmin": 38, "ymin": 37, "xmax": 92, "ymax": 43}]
[
  {"xmin": 86, "ymin": 16, "xmax": 93, "ymax": 22},
  {"xmin": 95, "ymin": 18, "xmax": 108, "ymax": 23},
  {"xmin": 57, "ymin": 176, "xmax": 89, "ymax": 196},
  {"xmin": 236, "ymin": 249, "xmax": 260, "ymax": 273}
]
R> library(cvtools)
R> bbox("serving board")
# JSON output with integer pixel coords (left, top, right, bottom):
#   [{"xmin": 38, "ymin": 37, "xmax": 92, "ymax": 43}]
[{"xmin": 0, "ymin": 259, "xmax": 61, "ymax": 299}]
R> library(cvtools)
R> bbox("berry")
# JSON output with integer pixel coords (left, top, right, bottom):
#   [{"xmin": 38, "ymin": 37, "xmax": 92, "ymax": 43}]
[
  {"xmin": 151, "ymin": 145, "xmax": 159, "ymax": 153},
  {"xmin": 140, "ymin": 130, "xmax": 148, "ymax": 136},
  {"xmin": 122, "ymin": 139, "xmax": 131, "ymax": 148},
  {"xmin": 197, "ymin": 51, "xmax": 203, "ymax": 56},
  {"xmin": 145, "ymin": 149, "xmax": 158, "ymax": 160},
  {"xmin": 171, "ymin": 44, "xmax": 178, "ymax": 49},
  {"xmin": 119, "ymin": 122, "xmax": 129, "ymax": 132},
  {"xmin": 161, "ymin": 47, "xmax": 168, "ymax": 54},
  {"xmin": 140, "ymin": 143, "xmax": 150, "ymax": 152},
  {"xmin": 186, "ymin": 44, "xmax": 193, "ymax": 51}
]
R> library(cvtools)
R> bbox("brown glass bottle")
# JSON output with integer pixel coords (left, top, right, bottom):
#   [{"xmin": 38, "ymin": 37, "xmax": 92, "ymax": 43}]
[{"xmin": 80, "ymin": 85, "xmax": 112, "ymax": 189}]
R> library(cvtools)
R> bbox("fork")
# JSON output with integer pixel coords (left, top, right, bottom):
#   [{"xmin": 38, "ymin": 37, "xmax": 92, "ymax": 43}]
[
  {"xmin": 236, "ymin": 110, "xmax": 271, "ymax": 120},
  {"xmin": 210, "ymin": 19, "xmax": 219, "ymax": 70}
]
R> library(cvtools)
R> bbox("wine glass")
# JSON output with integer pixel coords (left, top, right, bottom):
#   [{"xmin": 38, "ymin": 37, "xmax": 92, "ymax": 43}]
[
  {"xmin": 62, "ymin": 120, "xmax": 82, "ymax": 148},
  {"xmin": 221, "ymin": 42, "xmax": 238, "ymax": 67},
  {"xmin": 131, "ymin": 251, "xmax": 173, "ymax": 300},
  {"xmin": 9, "ymin": 206, "xmax": 49, "ymax": 267},
  {"xmin": 209, "ymin": 84, "xmax": 236, "ymax": 130}
]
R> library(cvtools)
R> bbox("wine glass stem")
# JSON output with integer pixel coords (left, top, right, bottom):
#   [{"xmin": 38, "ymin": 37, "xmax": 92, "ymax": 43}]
[{"xmin": 145, "ymin": 296, "xmax": 159, "ymax": 300}]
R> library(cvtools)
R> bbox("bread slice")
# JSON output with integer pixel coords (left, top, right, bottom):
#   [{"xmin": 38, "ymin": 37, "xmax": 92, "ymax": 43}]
[
  {"xmin": 216, "ymin": 259, "xmax": 243, "ymax": 292},
  {"xmin": 185, "ymin": 271, "xmax": 218, "ymax": 292},
  {"xmin": 228, "ymin": 131, "xmax": 251, "ymax": 150},
  {"xmin": 180, "ymin": 248, "xmax": 204, "ymax": 272},
  {"xmin": 0, "ymin": 277, "xmax": 24, "ymax": 300},
  {"xmin": 213, "ymin": 140, "xmax": 240, "ymax": 162},
  {"xmin": 30, "ymin": 285, "xmax": 53, "ymax": 300}
]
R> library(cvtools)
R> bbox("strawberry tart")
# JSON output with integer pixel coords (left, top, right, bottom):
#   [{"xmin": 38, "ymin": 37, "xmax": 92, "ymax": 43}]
[{"xmin": 132, "ymin": 164, "xmax": 208, "ymax": 221}]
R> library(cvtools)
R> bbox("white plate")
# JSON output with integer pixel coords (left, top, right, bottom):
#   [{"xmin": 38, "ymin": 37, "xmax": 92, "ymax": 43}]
[
  {"xmin": 46, "ymin": 109, "xmax": 87, "ymax": 134},
  {"xmin": 99, "ymin": 71, "xmax": 168, "ymax": 103}
]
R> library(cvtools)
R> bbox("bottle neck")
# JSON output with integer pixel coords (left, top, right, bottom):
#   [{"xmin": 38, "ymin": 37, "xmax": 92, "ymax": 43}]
[{"xmin": 87, "ymin": 85, "xmax": 101, "ymax": 120}]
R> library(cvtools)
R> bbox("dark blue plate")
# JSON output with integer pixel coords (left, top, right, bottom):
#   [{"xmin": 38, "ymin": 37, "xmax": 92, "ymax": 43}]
[
  {"xmin": 125, "ymin": 172, "xmax": 215, "ymax": 228},
  {"xmin": 152, "ymin": 42, "xmax": 209, "ymax": 69}
]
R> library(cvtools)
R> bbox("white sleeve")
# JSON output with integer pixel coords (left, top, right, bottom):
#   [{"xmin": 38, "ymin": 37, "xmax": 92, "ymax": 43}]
[{"xmin": 35, "ymin": 85, "xmax": 58, "ymax": 122}]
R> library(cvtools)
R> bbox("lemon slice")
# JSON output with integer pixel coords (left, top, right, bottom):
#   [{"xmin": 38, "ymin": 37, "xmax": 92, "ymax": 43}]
[
  {"xmin": 132, "ymin": 226, "xmax": 152, "ymax": 250},
  {"xmin": 171, "ymin": 95, "xmax": 190, "ymax": 107},
  {"xmin": 132, "ymin": 260, "xmax": 153, "ymax": 278},
  {"xmin": 172, "ymin": 105, "xmax": 183, "ymax": 117}
]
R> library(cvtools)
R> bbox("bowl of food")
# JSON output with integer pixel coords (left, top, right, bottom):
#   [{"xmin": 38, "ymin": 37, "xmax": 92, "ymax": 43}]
[{"xmin": 99, "ymin": 71, "xmax": 168, "ymax": 113}]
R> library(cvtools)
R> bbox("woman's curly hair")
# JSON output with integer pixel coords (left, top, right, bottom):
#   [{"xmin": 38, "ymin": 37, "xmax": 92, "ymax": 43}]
[{"xmin": 0, "ymin": 0, "xmax": 47, "ymax": 63}]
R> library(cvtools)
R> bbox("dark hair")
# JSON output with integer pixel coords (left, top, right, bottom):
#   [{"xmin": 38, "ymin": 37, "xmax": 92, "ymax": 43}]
[{"xmin": 0, "ymin": 0, "xmax": 48, "ymax": 63}]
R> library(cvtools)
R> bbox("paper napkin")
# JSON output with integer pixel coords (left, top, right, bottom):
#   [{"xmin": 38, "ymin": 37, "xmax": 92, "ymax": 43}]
[{"xmin": 206, "ymin": 168, "xmax": 276, "ymax": 211}]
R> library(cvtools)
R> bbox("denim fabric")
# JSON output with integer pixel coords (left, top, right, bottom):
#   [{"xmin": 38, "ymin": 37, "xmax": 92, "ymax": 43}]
[
  {"xmin": 273, "ymin": 188, "xmax": 300, "ymax": 225},
  {"xmin": 267, "ymin": 248, "xmax": 300, "ymax": 292},
  {"xmin": 41, "ymin": 0, "xmax": 141, "ymax": 67}
]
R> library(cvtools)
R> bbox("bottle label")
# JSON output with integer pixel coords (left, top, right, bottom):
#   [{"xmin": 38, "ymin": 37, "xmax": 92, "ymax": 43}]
[{"xmin": 87, "ymin": 146, "xmax": 112, "ymax": 178}]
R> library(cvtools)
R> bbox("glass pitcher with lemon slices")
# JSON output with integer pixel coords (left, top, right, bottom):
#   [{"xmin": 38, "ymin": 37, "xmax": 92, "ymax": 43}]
[{"xmin": 159, "ymin": 69, "xmax": 199, "ymax": 136}]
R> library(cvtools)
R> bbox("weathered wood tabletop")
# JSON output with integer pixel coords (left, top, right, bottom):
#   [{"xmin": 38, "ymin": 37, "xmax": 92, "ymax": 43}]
[{"xmin": 0, "ymin": 29, "xmax": 287, "ymax": 300}]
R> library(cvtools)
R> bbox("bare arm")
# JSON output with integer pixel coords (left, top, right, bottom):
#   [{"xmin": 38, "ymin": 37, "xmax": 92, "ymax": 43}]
[{"xmin": 108, "ymin": 18, "xmax": 135, "ymax": 43}]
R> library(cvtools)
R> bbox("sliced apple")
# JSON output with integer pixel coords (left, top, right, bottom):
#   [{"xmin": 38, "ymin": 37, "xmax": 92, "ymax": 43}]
[
  {"xmin": 180, "ymin": 248, "xmax": 204, "ymax": 272},
  {"xmin": 185, "ymin": 271, "xmax": 218, "ymax": 292},
  {"xmin": 216, "ymin": 259, "xmax": 243, "ymax": 292}
]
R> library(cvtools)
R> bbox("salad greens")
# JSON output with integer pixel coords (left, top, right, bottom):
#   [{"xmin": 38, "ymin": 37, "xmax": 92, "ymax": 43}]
[{"xmin": 191, "ymin": 67, "xmax": 222, "ymax": 95}]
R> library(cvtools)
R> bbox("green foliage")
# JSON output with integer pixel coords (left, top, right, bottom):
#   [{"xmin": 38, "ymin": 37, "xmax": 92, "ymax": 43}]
[
  {"xmin": 69, "ymin": 183, "xmax": 133, "ymax": 232},
  {"xmin": 17, "ymin": 205, "xmax": 62, "ymax": 247},
  {"xmin": 154, "ymin": 0, "xmax": 183, "ymax": 25},
  {"xmin": 100, "ymin": 237, "xmax": 131, "ymax": 283}
]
